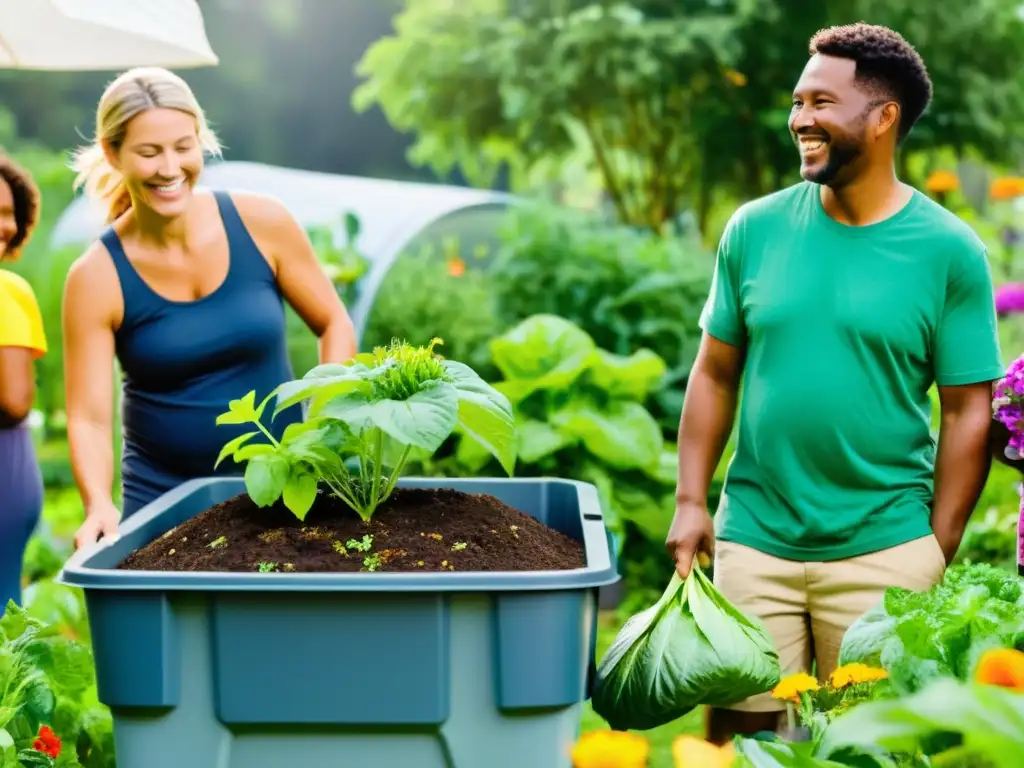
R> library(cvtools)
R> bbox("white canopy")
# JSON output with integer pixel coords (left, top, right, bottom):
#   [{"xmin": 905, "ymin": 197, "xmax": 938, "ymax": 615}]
[{"xmin": 0, "ymin": 0, "xmax": 218, "ymax": 70}]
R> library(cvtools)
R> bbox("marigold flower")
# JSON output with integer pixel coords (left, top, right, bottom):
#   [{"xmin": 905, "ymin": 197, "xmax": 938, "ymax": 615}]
[
  {"xmin": 572, "ymin": 729, "xmax": 650, "ymax": 768},
  {"xmin": 33, "ymin": 725, "xmax": 61, "ymax": 759},
  {"xmin": 990, "ymin": 176, "xmax": 1024, "ymax": 201},
  {"xmin": 771, "ymin": 672, "xmax": 819, "ymax": 702},
  {"xmin": 446, "ymin": 256, "xmax": 466, "ymax": 277},
  {"xmin": 975, "ymin": 648, "xmax": 1024, "ymax": 691},
  {"xmin": 828, "ymin": 663, "xmax": 888, "ymax": 689},
  {"xmin": 925, "ymin": 170, "xmax": 958, "ymax": 194},
  {"xmin": 672, "ymin": 735, "xmax": 736, "ymax": 767}
]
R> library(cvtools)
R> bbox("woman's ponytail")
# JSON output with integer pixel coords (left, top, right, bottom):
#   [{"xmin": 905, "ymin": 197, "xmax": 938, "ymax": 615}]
[{"xmin": 70, "ymin": 142, "xmax": 131, "ymax": 224}]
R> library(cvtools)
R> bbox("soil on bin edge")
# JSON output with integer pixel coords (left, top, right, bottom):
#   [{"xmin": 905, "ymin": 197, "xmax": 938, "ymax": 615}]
[{"xmin": 117, "ymin": 487, "xmax": 586, "ymax": 573}]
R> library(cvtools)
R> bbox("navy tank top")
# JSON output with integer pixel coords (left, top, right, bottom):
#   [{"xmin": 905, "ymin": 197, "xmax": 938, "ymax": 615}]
[{"xmin": 101, "ymin": 190, "xmax": 303, "ymax": 517}]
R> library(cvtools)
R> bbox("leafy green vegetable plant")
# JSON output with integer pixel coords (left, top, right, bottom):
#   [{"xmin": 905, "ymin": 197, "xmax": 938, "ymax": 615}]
[
  {"xmin": 216, "ymin": 339, "xmax": 516, "ymax": 522},
  {"xmin": 0, "ymin": 601, "xmax": 114, "ymax": 768},
  {"xmin": 820, "ymin": 677, "xmax": 1024, "ymax": 768},
  {"xmin": 839, "ymin": 563, "xmax": 1024, "ymax": 695},
  {"xmin": 452, "ymin": 314, "xmax": 676, "ymax": 543}
]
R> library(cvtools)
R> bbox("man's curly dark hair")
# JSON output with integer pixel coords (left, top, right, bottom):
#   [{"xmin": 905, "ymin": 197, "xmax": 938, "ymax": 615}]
[
  {"xmin": 809, "ymin": 23, "xmax": 932, "ymax": 143},
  {"xmin": 0, "ymin": 150, "xmax": 40, "ymax": 262}
]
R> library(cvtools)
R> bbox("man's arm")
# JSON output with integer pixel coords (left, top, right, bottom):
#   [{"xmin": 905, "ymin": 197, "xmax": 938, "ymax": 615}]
[
  {"xmin": 932, "ymin": 382, "xmax": 995, "ymax": 562},
  {"xmin": 930, "ymin": 242, "xmax": 1004, "ymax": 562},
  {"xmin": 666, "ymin": 210, "xmax": 747, "ymax": 577}
]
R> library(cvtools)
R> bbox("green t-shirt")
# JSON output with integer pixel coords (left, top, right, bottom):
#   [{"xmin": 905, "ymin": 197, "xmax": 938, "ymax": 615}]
[{"xmin": 701, "ymin": 182, "xmax": 1004, "ymax": 561}]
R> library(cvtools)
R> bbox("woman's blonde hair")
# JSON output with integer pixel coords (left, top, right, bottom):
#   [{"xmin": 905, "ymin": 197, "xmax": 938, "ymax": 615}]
[{"xmin": 70, "ymin": 67, "xmax": 222, "ymax": 223}]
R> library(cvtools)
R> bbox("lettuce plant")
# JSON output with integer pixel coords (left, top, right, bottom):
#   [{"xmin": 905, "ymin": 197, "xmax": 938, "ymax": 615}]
[{"xmin": 216, "ymin": 339, "xmax": 516, "ymax": 522}]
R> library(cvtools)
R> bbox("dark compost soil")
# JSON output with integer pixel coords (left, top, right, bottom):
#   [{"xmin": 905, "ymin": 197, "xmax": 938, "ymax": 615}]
[{"xmin": 117, "ymin": 487, "xmax": 586, "ymax": 573}]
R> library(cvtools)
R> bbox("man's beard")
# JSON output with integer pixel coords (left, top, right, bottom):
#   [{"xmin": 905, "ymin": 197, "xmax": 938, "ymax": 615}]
[{"xmin": 805, "ymin": 139, "xmax": 862, "ymax": 186}]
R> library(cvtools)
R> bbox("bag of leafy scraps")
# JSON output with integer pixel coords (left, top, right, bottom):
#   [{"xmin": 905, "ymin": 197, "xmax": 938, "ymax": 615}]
[{"xmin": 592, "ymin": 566, "xmax": 781, "ymax": 731}]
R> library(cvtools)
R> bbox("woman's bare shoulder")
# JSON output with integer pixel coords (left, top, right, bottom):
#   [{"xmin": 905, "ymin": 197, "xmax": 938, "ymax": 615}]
[{"xmin": 64, "ymin": 240, "xmax": 123, "ymax": 325}]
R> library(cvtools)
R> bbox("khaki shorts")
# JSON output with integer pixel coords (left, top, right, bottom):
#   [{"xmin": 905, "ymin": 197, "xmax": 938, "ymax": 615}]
[{"xmin": 712, "ymin": 534, "xmax": 946, "ymax": 713}]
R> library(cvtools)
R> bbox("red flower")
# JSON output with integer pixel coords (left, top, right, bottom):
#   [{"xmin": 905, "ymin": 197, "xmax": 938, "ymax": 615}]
[{"xmin": 33, "ymin": 725, "xmax": 61, "ymax": 759}]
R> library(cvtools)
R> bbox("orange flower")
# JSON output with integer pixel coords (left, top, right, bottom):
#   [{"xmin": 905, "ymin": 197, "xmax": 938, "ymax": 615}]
[
  {"xmin": 673, "ymin": 735, "xmax": 736, "ymax": 767},
  {"xmin": 446, "ymin": 256, "xmax": 466, "ymax": 277},
  {"xmin": 975, "ymin": 648, "xmax": 1024, "ymax": 691},
  {"xmin": 572, "ymin": 730, "xmax": 650, "ymax": 768},
  {"xmin": 828, "ymin": 663, "xmax": 888, "ymax": 689},
  {"xmin": 924, "ymin": 170, "xmax": 958, "ymax": 194},
  {"xmin": 990, "ymin": 176, "xmax": 1024, "ymax": 201},
  {"xmin": 771, "ymin": 672, "xmax": 819, "ymax": 703}
]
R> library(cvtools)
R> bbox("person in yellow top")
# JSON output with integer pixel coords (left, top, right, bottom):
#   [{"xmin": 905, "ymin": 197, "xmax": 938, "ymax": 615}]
[{"xmin": 0, "ymin": 152, "xmax": 45, "ymax": 613}]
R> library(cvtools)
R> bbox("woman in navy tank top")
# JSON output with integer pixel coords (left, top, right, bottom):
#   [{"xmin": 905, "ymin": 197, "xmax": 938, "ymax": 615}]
[{"xmin": 63, "ymin": 67, "xmax": 357, "ymax": 550}]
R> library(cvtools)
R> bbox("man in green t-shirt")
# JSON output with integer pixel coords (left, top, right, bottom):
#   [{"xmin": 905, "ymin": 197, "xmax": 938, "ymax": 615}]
[{"xmin": 666, "ymin": 23, "xmax": 1003, "ymax": 743}]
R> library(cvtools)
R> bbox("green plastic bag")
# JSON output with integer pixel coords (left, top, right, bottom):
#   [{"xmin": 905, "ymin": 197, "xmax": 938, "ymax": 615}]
[{"xmin": 592, "ymin": 566, "xmax": 781, "ymax": 731}]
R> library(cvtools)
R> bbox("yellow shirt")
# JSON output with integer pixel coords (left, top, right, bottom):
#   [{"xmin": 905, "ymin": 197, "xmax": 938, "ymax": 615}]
[{"xmin": 0, "ymin": 268, "xmax": 47, "ymax": 358}]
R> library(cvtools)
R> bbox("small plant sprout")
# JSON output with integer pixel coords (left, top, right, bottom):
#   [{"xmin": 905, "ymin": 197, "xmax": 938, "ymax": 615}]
[
  {"xmin": 347, "ymin": 535, "xmax": 373, "ymax": 552},
  {"xmin": 257, "ymin": 562, "xmax": 278, "ymax": 573},
  {"xmin": 452, "ymin": 542, "xmax": 467, "ymax": 551},
  {"xmin": 215, "ymin": 338, "xmax": 517, "ymax": 522}
]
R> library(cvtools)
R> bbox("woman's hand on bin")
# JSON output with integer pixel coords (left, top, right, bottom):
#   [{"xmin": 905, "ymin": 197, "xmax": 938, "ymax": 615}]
[
  {"xmin": 665, "ymin": 501, "xmax": 715, "ymax": 578},
  {"xmin": 74, "ymin": 500, "xmax": 121, "ymax": 550}
]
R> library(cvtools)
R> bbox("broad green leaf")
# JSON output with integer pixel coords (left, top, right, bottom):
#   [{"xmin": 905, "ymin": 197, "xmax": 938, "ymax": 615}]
[
  {"xmin": 282, "ymin": 471, "xmax": 319, "ymax": 521},
  {"xmin": 819, "ymin": 678, "xmax": 1024, "ymax": 767},
  {"xmin": 272, "ymin": 363, "xmax": 376, "ymax": 416},
  {"xmin": 588, "ymin": 348, "xmax": 667, "ymax": 401},
  {"xmin": 551, "ymin": 400, "xmax": 662, "ymax": 469},
  {"xmin": 21, "ymin": 679, "xmax": 55, "ymax": 731},
  {"xmin": 321, "ymin": 381, "xmax": 459, "ymax": 452},
  {"xmin": 733, "ymin": 738, "xmax": 888, "ymax": 767},
  {"xmin": 442, "ymin": 360, "xmax": 516, "ymax": 475},
  {"xmin": 233, "ymin": 444, "xmax": 275, "ymax": 463},
  {"xmin": 642, "ymin": 446, "xmax": 678, "ymax": 487},
  {"xmin": 244, "ymin": 453, "xmax": 290, "ymax": 507},
  {"xmin": 612, "ymin": 486, "xmax": 672, "ymax": 542},
  {"xmin": 516, "ymin": 418, "xmax": 573, "ymax": 463},
  {"xmin": 214, "ymin": 431, "xmax": 259, "ymax": 469},
  {"xmin": 489, "ymin": 314, "xmax": 596, "ymax": 403},
  {"xmin": 837, "ymin": 600, "xmax": 895, "ymax": 669}
]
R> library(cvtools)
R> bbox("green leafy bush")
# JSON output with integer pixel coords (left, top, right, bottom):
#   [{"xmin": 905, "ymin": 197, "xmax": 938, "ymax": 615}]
[
  {"xmin": 0, "ymin": 602, "xmax": 114, "ymax": 768},
  {"xmin": 488, "ymin": 203, "xmax": 713, "ymax": 431},
  {"xmin": 362, "ymin": 242, "xmax": 503, "ymax": 378},
  {"xmin": 449, "ymin": 314, "xmax": 676, "ymax": 544}
]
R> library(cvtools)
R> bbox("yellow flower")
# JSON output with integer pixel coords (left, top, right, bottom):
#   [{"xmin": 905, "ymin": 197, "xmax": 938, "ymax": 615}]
[
  {"xmin": 572, "ymin": 730, "xmax": 650, "ymax": 768},
  {"xmin": 828, "ymin": 663, "xmax": 888, "ymax": 689},
  {"xmin": 771, "ymin": 672, "xmax": 819, "ymax": 703},
  {"xmin": 975, "ymin": 648, "xmax": 1024, "ymax": 692},
  {"xmin": 924, "ymin": 170, "xmax": 958, "ymax": 194},
  {"xmin": 673, "ymin": 735, "xmax": 736, "ymax": 767},
  {"xmin": 723, "ymin": 69, "xmax": 747, "ymax": 87}
]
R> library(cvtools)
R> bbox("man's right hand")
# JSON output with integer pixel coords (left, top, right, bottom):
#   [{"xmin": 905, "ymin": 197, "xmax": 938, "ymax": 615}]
[
  {"xmin": 665, "ymin": 501, "xmax": 715, "ymax": 578},
  {"xmin": 74, "ymin": 500, "xmax": 121, "ymax": 550}
]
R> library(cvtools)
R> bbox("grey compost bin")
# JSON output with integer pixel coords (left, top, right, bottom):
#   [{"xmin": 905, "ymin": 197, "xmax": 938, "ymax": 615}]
[{"xmin": 58, "ymin": 476, "xmax": 619, "ymax": 768}]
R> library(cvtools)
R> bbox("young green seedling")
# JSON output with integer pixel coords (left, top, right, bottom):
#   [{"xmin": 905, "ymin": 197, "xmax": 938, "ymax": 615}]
[{"xmin": 215, "ymin": 338, "xmax": 517, "ymax": 523}]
